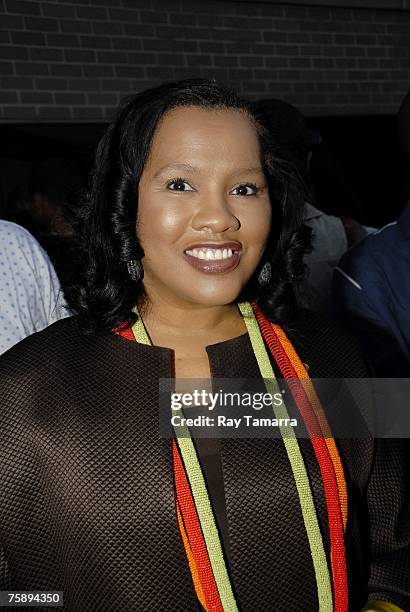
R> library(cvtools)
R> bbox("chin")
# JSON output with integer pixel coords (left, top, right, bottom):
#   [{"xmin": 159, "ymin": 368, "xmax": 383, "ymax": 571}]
[{"xmin": 183, "ymin": 285, "xmax": 244, "ymax": 307}]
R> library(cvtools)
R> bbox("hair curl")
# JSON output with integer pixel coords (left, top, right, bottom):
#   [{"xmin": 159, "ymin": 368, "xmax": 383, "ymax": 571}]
[{"xmin": 65, "ymin": 79, "xmax": 311, "ymax": 333}]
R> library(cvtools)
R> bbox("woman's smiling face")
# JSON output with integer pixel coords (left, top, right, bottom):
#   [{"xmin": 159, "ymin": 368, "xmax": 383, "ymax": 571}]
[{"xmin": 137, "ymin": 105, "xmax": 272, "ymax": 308}]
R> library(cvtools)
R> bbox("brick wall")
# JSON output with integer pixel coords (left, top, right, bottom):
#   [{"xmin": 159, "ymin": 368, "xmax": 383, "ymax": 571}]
[{"xmin": 0, "ymin": 0, "xmax": 409, "ymax": 122}]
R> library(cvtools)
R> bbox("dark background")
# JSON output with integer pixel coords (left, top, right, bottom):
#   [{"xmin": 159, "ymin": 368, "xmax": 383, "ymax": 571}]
[{"xmin": 1, "ymin": 0, "xmax": 409, "ymax": 227}]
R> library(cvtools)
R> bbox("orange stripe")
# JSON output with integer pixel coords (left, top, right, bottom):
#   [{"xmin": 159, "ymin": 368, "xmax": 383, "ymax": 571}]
[
  {"xmin": 173, "ymin": 440, "xmax": 224, "ymax": 612},
  {"xmin": 176, "ymin": 499, "xmax": 207, "ymax": 610},
  {"xmin": 272, "ymin": 323, "xmax": 348, "ymax": 531}
]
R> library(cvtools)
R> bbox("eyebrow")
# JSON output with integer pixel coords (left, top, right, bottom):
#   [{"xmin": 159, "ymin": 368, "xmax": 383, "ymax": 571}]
[
  {"xmin": 229, "ymin": 167, "xmax": 264, "ymax": 178},
  {"xmin": 153, "ymin": 163, "xmax": 264, "ymax": 179},
  {"xmin": 153, "ymin": 163, "xmax": 198, "ymax": 178}
]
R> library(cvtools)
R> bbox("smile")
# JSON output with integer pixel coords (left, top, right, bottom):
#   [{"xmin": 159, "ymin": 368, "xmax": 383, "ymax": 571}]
[
  {"xmin": 185, "ymin": 247, "xmax": 235, "ymax": 261},
  {"xmin": 183, "ymin": 243, "xmax": 242, "ymax": 274}
]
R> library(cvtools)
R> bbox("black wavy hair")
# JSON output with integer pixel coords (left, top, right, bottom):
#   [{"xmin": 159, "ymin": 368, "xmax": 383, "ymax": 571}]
[{"xmin": 65, "ymin": 79, "xmax": 311, "ymax": 333}]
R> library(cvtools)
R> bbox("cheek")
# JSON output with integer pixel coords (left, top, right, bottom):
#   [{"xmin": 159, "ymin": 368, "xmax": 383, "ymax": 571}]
[
  {"xmin": 243, "ymin": 203, "xmax": 272, "ymax": 248},
  {"xmin": 137, "ymin": 198, "xmax": 187, "ymax": 248}
]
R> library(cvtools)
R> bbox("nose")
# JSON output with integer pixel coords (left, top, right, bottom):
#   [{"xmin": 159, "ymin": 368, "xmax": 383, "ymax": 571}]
[{"xmin": 191, "ymin": 192, "xmax": 240, "ymax": 233}]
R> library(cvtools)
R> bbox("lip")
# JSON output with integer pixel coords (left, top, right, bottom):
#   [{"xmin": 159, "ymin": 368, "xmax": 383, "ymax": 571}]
[{"xmin": 183, "ymin": 242, "xmax": 242, "ymax": 274}]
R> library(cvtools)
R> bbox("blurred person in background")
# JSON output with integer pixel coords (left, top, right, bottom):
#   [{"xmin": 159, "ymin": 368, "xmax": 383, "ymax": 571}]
[
  {"xmin": 3, "ymin": 157, "xmax": 82, "ymax": 287},
  {"xmin": 252, "ymin": 98, "xmax": 373, "ymax": 314},
  {"xmin": 251, "ymin": 97, "xmax": 368, "ymax": 220},
  {"xmin": 332, "ymin": 91, "xmax": 410, "ymax": 377},
  {"xmin": 0, "ymin": 220, "xmax": 68, "ymax": 355}
]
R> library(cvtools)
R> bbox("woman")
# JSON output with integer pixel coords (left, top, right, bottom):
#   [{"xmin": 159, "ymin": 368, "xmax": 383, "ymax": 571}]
[{"xmin": 0, "ymin": 80, "xmax": 408, "ymax": 612}]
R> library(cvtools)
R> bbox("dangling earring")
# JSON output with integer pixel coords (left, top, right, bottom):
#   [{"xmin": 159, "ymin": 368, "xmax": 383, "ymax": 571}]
[
  {"xmin": 127, "ymin": 259, "xmax": 144, "ymax": 282},
  {"xmin": 258, "ymin": 261, "xmax": 272, "ymax": 286}
]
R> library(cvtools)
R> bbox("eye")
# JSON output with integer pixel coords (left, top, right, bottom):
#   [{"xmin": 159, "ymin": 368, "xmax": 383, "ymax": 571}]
[
  {"xmin": 231, "ymin": 183, "xmax": 258, "ymax": 196},
  {"xmin": 166, "ymin": 177, "xmax": 194, "ymax": 192}
]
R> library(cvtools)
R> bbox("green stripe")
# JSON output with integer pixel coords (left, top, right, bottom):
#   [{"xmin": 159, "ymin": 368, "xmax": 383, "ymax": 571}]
[
  {"xmin": 237, "ymin": 301, "xmax": 333, "ymax": 612},
  {"xmin": 131, "ymin": 309, "xmax": 151, "ymax": 345},
  {"xmin": 131, "ymin": 309, "xmax": 239, "ymax": 611}
]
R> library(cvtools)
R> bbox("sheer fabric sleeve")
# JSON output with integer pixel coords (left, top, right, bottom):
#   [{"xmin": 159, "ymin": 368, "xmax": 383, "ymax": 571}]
[
  {"xmin": 0, "ymin": 542, "xmax": 11, "ymax": 589},
  {"xmin": 365, "ymin": 439, "xmax": 410, "ymax": 610}
]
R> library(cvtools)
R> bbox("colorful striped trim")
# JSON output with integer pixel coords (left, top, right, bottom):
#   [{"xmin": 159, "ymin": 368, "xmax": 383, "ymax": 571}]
[
  {"xmin": 271, "ymin": 322, "xmax": 348, "ymax": 532},
  {"xmin": 129, "ymin": 310, "xmax": 238, "ymax": 612},
  {"xmin": 249, "ymin": 301, "xmax": 348, "ymax": 612},
  {"xmin": 175, "ymin": 499, "xmax": 207, "ymax": 609},
  {"xmin": 174, "ymin": 434, "xmax": 238, "ymax": 611},
  {"xmin": 238, "ymin": 301, "xmax": 334, "ymax": 612},
  {"xmin": 118, "ymin": 303, "xmax": 349, "ymax": 611},
  {"xmin": 173, "ymin": 440, "xmax": 222, "ymax": 611}
]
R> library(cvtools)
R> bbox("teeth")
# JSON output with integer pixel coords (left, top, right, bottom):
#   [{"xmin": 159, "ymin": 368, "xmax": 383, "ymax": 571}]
[{"xmin": 186, "ymin": 247, "xmax": 235, "ymax": 261}]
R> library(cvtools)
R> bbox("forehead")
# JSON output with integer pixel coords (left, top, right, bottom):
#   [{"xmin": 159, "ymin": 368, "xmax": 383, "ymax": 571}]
[{"xmin": 144, "ymin": 105, "xmax": 263, "ymax": 173}]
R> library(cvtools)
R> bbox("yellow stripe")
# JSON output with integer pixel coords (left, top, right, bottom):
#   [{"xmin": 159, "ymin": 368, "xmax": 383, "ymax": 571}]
[
  {"xmin": 131, "ymin": 311, "xmax": 151, "ymax": 345},
  {"xmin": 238, "ymin": 301, "xmax": 334, "ymax": 612}
]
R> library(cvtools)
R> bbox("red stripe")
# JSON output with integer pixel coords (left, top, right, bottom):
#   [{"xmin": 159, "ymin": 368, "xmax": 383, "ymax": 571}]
[
  {"xmin": 251, "ymin": 301, "xmax": 348, "ymax": 612},
  {"xmin": 173, "ymin": 440, "xmax": 223, "ymax": 612},
  {"xmin": 116, "ymin": 325, "xmax": 136, "ymax": 342}
]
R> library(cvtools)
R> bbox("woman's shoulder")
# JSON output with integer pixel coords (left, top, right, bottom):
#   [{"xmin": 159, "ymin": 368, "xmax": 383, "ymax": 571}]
[
  {"xmin": 1, "ymin": 315, "xmax": 86, "ymax": 358},
  {"xmin": 282, "ymin": 308, "xmax": 369, "ymax": 378},
  {"xmin": 0, "ymin": 316, "xmax": 118, "ymax": 381},
  {"xmin": 0, "ymin": 317, "xmax": 145, "ymax": 426}
]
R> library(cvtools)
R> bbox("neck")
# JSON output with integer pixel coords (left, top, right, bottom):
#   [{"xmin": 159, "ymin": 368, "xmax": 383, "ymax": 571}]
[{"xmin": 139, "ymin": 291, "xmax": 246, "ymax": 343}]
